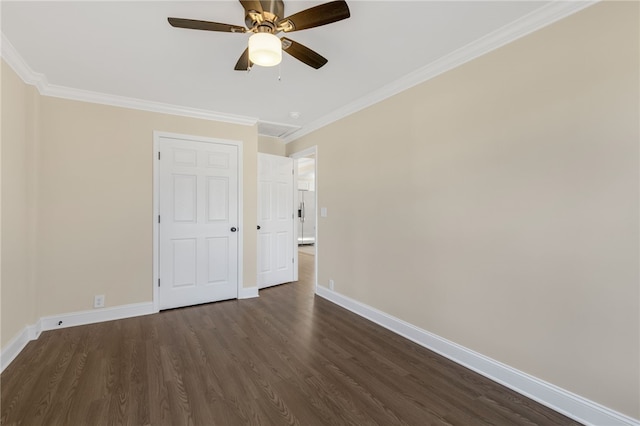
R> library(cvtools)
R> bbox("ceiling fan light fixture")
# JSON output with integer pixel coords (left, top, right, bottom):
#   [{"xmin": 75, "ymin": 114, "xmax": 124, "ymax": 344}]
[{"xmin": 248, "ymin": 33, "xmax": 282, "ymax": 67}]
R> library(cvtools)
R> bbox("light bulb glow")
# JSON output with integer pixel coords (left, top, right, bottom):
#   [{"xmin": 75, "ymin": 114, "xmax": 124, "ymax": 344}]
[{"xmin": 248, "ymin": 33, "xmax": 282, "ymax": 67}]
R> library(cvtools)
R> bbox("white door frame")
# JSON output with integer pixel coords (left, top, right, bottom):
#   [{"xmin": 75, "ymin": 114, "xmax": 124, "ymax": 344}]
[
  {"xmin": 289, "ymin": 146, "xmax": 318, "ymax": 293},
  {"xmin": 152, "ymin": 131, "xmax": 244, "ymax": 312}
]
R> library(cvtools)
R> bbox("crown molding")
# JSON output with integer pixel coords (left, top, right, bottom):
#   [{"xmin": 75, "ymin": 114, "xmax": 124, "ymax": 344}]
[
  {"xmin": 1, "ymin": 1, "xmax": 598, "ymax": 138},
  {"xmin": 283, "ymin": 0, "xmax": 598, "ymax": 144},
  {"xmin": 1, "ymin": 32, "xmax": 49, "ymax": 89},
  {"xmin": 43, "ymin": 83, "xmax": 259, "ymax": 126},
  {"xmin": 1, "ymin": 33, "xmax": 258, "ymax": 127}
]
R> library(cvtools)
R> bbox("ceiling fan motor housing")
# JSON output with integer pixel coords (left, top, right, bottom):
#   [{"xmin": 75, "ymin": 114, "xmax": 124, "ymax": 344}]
[
  {"xmin": 245, "ymin": 0, "xmax": 285, "ymax": 29},
  {"xmin": 260, "ymin": 0, "xmax": 285, "ymax": 21},
  {"xmin": 255, "ymin": 22, "xmax": 276, "ymax": 34}
]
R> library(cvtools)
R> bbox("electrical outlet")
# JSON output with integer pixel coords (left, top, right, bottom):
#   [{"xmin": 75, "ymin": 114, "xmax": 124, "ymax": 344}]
[
  {"xmin": 94, "ymin": 295, "xmax": 105, "ymax": 308},
  {"xmin": 329, "ymin": 279, "xmax": 334, "ymax": 290}
]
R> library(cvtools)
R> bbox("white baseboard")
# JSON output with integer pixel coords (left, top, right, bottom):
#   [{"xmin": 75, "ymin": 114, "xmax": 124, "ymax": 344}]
[
  {"xmin": 238, "ymin": 286, "xmax": 259, "ymax": 299},
  {"xmin": 315, "ymin": 286, "xmax": 639, "ymax": 426},
  {"xmin": 39, "ymin": 301, "xmax": 155, "ymax": 331},
  {"xmin": 1, "ymin": 302, "xmax": 154, "ymax": 373},
  {"xmin": 1, "ymin": 322, "xmax": 42, "ymax": 372},
  {"xmin": 1, "ymin": 290, "xmax": 261, "ymax": 373}
]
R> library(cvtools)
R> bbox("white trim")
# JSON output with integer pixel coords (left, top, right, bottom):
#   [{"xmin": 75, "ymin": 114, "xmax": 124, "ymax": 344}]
[
  {"xmin": 3, "ymin": 1, "xmax": 597, "ymax": 143},
  {"xmin": 237, "ymin": 140, "xmax": 245, "ymax": 295},
  {"xmin": 315, "ymin": 287, "xmax": 640, "ymax": 426},
  {"xmin": 39, "ymin": 302, "xmax": 154, "ymax": 331},
  {"xmin": 283, "ymin": 0, "xmax": 598, "ymax": 143},
  {"xmin": 0, "ymin": 33, "xmax": 257, "ymax": 127},
  {"xmin": 292, "ymin": 158, "xmax": 300, "ymax": 283},
  {"xmin": 153, "ymin": 137, "xmax": 161, "ymax": 312},
  {"xmin": 1, "ymin": 323, "xmax": 42, "ymax": 373},
  {"xmin": 45, "ymin": 85, "xmax": 258, "ymax": 126},
  {"xmin": 1, "ymin": 33, "xmax": 48, "ymax": 89},
  {"xmin": 0, "ymin": 286, "xmax": 264, "ymax": 372},
  {"xmin": 153, "ymin": 131, "xmax": 244, "ymax": 309},
  {"xmin": 238, "ymin": 286, "xmax": 259, "ymax": 299},
  {"xmin": 1, "ymin": 302, "xmax": 154, "ymax": 373}
]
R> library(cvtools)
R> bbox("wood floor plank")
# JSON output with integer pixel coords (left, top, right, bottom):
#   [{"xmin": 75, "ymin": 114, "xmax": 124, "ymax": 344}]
[{"xmin": 1, "ymin": 252, "xmax": 582, "ymax": 425}]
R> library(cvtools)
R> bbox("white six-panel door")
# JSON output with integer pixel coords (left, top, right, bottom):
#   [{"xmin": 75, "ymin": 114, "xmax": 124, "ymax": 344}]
[
  {"xmin": 258, "ymin": 153, "xmax": 295, "ymax": 289},
  {"xmin": 158, "ymin": 137, "xmax": 239, "ymax": 309}
]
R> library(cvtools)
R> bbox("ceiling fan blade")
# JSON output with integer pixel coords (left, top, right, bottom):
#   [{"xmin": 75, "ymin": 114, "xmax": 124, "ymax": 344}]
[
  {"xmin": 278, "ymin": 0, "xmax": 350, "ymax": 32},
  {"xmin": 281, "ymin": 37, "xmax": 328, "ymax": 69},
  {"xmin": 168, "ymin": 17, "xmax": 246, "ymax": 33},
  {"xmin": 239, "ymin": 0, "xmax": 263, "ymax": 14},
  {"xmin": 234, "ymin": 48, "xmax": 253, "ymax": 71}
]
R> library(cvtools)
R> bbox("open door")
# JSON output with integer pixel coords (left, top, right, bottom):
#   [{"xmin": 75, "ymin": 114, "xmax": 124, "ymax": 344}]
[{"xmin": 257, "ymin": 153, "xmax": 296, "ymax": 289}]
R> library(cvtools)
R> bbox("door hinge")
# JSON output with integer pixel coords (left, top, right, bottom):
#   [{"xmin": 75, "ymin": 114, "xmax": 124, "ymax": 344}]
[
  {"xmin": 292, "ymin": 258, "xmax": 294, "ymax": 264},
  {"xmin": 158, "ymin": 278, "xmax": 160, "ymax": 287},
  {"xmin": 158, "ymin": 215, "xmax": 161, "ymax": 224},
  {"xmin": 158, "ymin": 152, "xmax": 161, "ymax": 160}
]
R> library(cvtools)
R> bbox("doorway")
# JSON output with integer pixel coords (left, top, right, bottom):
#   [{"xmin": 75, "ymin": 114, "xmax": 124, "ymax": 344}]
[
  {"xmin": 291, "ymin": 146, "xmax": 318, "ymax": 290},
  {"xmin": 297, "ymin": 156, "xmax": 316, "ymax": 255}
]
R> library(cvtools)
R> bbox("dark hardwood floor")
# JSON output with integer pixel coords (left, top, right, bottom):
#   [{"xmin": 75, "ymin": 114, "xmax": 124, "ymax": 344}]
[{"xmin": 1, "ymin": 252, "xmax": 580, "ymax": 425}]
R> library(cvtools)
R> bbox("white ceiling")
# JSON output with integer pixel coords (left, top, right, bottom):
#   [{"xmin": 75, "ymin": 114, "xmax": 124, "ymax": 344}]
[{"xmin": 2, "ymin": 1, "xmax": 588, "ymax": 140}]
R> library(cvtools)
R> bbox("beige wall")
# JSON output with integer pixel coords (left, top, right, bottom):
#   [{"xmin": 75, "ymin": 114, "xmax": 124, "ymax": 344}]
[
  {"xmin": 1, "ymin": 57, "xmax": 2, "ymax": 345},
  {"xmin": 1, "ymin": 60, "xmax": 258, "ymax": 339},
  {"xmin": 36, "ymin": 97, "xmax": 257, "ymax": 316},
  {"xmin": 287, "ymin": 2, "xmax": 639, "ymax": 419},
  {"xmin": 1, "ymin": 61, "xmax": 39, "ymax": 347},
  {"xmin": 258, "ymin": 135, "xmax": 286, "ymax": 156}
]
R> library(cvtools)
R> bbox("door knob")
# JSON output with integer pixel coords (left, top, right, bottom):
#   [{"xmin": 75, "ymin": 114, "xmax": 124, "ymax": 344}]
[
  {"xmin": 230, "ymin": 227, "xmax": 237, "ymax": 232},
  {"xmin": 257, "ymin": 225, "xmax": 261, "ymax": 230}
]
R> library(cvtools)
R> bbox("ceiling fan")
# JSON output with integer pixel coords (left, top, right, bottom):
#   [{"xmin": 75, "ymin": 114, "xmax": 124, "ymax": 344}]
[{"xmin": 168, "ymin": 0, "xmax": 350, "ymax": 71}]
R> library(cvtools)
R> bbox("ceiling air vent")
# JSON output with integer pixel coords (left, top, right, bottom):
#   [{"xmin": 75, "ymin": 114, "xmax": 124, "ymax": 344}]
[{"xmin": 258, "ymin": 121, "xmax": 301, "ymax": 139}]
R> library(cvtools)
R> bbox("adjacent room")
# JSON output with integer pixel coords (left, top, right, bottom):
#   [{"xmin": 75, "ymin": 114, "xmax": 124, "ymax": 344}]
[{"xmin": 1, "ymin": 1, "xmax": 638, "ymax": 425}]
